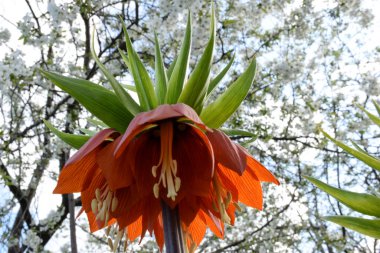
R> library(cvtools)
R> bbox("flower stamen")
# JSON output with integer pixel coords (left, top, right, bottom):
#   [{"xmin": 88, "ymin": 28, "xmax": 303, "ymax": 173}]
[
  {"xmin": 151, "ymin": 121, "xmax": 181, "ymax": 201},
  {"xmin": 212, "ymin": 178, "xmax": 231, "ymax": 224},
  {"xmin": 91, "ymin": 185, "xmax": 118, "ymax": 225}
]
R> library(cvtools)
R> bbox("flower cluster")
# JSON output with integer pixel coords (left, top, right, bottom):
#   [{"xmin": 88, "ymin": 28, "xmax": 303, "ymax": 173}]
[
  {"xmin": 46, "ymin": 6, "xmax": 279, "ymax": 252},
  {"xmin": 54, "ymin": 104, "xmax": 278, "ymax": 250}
]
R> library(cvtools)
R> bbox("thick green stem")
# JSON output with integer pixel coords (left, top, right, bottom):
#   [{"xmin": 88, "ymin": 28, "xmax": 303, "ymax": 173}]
[{"xmin": 161, "ymin": 201, "xmax": 185, "ymax": 253}]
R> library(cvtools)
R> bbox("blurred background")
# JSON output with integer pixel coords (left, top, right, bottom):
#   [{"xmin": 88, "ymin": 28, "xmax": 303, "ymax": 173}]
[{"xmin": 0, "ymin": 0, "xmax": 379, "ymax": 252}]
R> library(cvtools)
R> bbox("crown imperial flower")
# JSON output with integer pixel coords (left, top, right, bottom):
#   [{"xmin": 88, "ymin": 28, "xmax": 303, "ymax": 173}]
[{"xmin": 44, "ymin": 6, "xmax": 279, "ymax": 252}]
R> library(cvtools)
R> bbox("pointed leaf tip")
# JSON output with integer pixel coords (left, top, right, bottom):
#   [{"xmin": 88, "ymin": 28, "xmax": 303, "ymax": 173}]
[
  {"xmin": 41, "ymin": 70, "xmax": 132, "ymax": 132},
  {"xmin": 323, "ymin": 216, "xmax": 380, "ymax": 239},
  {"xmin": 200, "ymin": 58, "xmax": 256, "ymax": 128},
  {"xmin": 207, "ymin": 54, "xmax": 235, "ymax": 96},
  {"xmin": 44, "ymin": 120, "xmax": 90, "ymax": 149},
  {"xmin": 90, "ymin": 29, "xmax": 141, "ymax": 115},
  {"xmin": 178, "ymin": 6, "xmax": 216, "ymax": 112},
  {"xmin": 320, "ymin": 129, "xmax": 380, "ymax": 172},
  {"xmin": 121, "ymin": 20, "xmax": 158, "ymax": 110},
  {"xmin": 305, "ymin": 176, "xmax": 380, "ymax": 218},
  {"xmin": 154, "ymin": 32, "xmax": 168, "ymax": 104},
  {"xmin": 165, "ymin": 12, "xmax": 192, "ymax": 104}
]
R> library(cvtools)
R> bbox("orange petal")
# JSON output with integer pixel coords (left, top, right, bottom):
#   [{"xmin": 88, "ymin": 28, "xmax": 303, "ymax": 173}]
[
  {"xmin": 173, "ymin": 125, "xmax": 214, "ymax": 199},
  {"xmin": 80, "ymin": 169, "xmax": 106, "ymax": 212},
  {"xmin": 127, "ymin": 216, "xmax": 143, "ymax": 242},
  {"xmin": 246, "ymin": 156, "xmax": 280, "ymax": 185},
  {"xmin": 65, "ymin": 128, "xmax": 118, "ymax": 166},
  {"xmin": 96, "ymin": 137, "xmax": 134, "ymax": 191},
  {"xmin": 128, "ymin": 133, "xmax": 160, "ymax": 198},
  {"xmin": 207, "ymin": 129, "xmax": 247, "ymax": 175},
  {"xmin": 218, "ymin": 164, "xmax": 263, "ymax": 210},
  {"xmin": 141, "ymin": 195, "xmax": 161, "ymax": 236},
  {"xmin": 115, "ymin": 103, "xmax": 207, "ymax": 157},
  {"xmin": 117, "ymin": 200, "xmax": 143, "ymax": 229},
  {"xmin": 153, "ymin": 214, "xmax": 164, "ymax": 251},
  {"xmin": 53, "ymin": 152, "xmax": 98, "ymax": 194},
  {"xmin": 86, "ymin": 211, "xmax": 99, "ymax": 232},
  {"xmin": 179, "ymin": 196, "xmax": 200, "ymax": 226},
  {"xmin": 226, "ymin": 202, "xmax": 236, "ymax": 225},
  {"xmin": 199, "ymin": 208, "xmax": 224, "ymax": 238},
  {"xmin": 112, "ymin": 185, "xmax": 140, "ymax": 218},
  {"xmin": 184, "ymin": 213, "xmax": 207, "ymax": 247},
  {"xmin": 85, "ymin": 211, "xmax": 116, "ymax": 232}
]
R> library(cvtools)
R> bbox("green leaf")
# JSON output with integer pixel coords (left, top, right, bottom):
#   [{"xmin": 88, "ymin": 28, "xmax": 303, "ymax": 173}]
[
  {"xmin": 373, "ymin": 100, "xmax": 380, "ymax": 116},
  {"xmin": 44, "ymin": 120, "xmax": 90, "ymax": 149},
  {"xmin": 167, "ymin": 56, "xmax": 177, "ymax": 80},
  {"xmin": 121, "ymin": 21, "xmax": 158, "ymax": 110},
  {"xmin": 350, "ymin": 141, "xmax": 374, "ymax": 157},
  {"xmin": 358, "ymin": 105, "xmax": 380, "ymax": 127},
  {"xmin": 91, "ymin": 30, "xmax": 141, "ymax": 115},
  {"xmin": 351, "ymin": 141, "xmax": 371, "ymax": 156},
  {"xmin": 207, "ymin": 54, "xmax": 235, "ymax": 95},
  {"xmin": 200, "ymin": 58, "xmax": 257, "ymax": 128},
  {"xmin": 79, "ymin": 128, "xmax": 97, "ymax": 136},
  {"xmin": 87, "ymin": 118, "xmax": 108, "ymax": 128},
  {"xmin": 323, "ymin": 216, "xmax": 380, "ymax": 239},
  {"xmin": 178, "ymin": 7, "xmax": 215, "ymax": 112},
  {"xmin": 221, "ymin": 128, "xmax": 258, "ymax": 144},
  {"xmin": 41, "ymin": 70, "xmax": 132, "ymax": 132},
  {"xmin": 321, "ymin": 129, "xmax": 380, "ymax": 172},
  {"xmin": 220, "ymin": 128, "xmax": 257, "ymax": 138},
  {"xmin": 122, "ymin": 84, "xmax": 137, "ymax": 92},
  {"xmin": 154, "ymin": 33, "xmax": 168, "ymax": 104},
  {"xmin": 119, "ymin": 49, "xmax": 132, "ymax": 71},
  {"xmin": 305, "ymin": 176, "xmax": 380, "ymax": 218},
  {"xmin": 165, "ymin": 12, "xmax": 192, "ymax": 104}
]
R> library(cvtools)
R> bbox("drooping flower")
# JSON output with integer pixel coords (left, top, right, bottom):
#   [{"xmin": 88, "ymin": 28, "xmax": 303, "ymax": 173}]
[
  {"xmin": 45, "ymin": 5, "xmax": 279, "ymax": 252},
  {"xmin": 54, "ymin": 103, "xmax": 278, "ymax": 250}
]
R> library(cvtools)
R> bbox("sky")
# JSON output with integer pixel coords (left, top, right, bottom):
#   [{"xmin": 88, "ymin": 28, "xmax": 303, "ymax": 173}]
[{"xmin": 1, "ymin": 0, "xmax": 380, "ymax": 252}]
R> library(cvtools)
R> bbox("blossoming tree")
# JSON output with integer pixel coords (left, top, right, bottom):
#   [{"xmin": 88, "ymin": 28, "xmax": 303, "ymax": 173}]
[{"xmin": 0, "ymin": 0, "xmax": 379, "ymax": 252}]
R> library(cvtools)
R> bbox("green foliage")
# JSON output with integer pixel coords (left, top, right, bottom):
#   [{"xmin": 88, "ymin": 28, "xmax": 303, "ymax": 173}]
[
  {"xmin": 178, "ymin": 6, "xmax": 215, "ymax": 112},
  {"xmin": 43, "ymin": 120, "xmax": 90, "ymax": 149},
  {"xmin": 323, "ymin": 216, "xmax": 380, "ymax": 239},
  {"xmin": 165, "ymin": 12, "xmax": 192, "ymax": 104},
  {"xmin": 154, "ymin": 33, "xmax": 168, "ymax": 104},
  {"xmin": 44, "ymin": 7, "xmax": 257, "ymax": 135},
  {"xmin": 307, "ymin": 101, "xmax": 380, "ymax": 239},
  {"xmin": 320, "ymin": 129, "xmax": 380, "ymax": 171},
  {"xmin": 305, "ymin": 176, "xmax": 380, "ymax": 217},
  {"xmin": 200, "ymin": 58, "xmax": 257, "ymax": 128},
  {"xmin": 207, "ymin": 54, "xmax": 235, "ymax": 95},
  {"xmin": 40, "ymin": 70, "xmax": 133, "ymax": 132},
  {"xmin": 91, "ymin": 30, "xmax": 141, "ymax": 115}
]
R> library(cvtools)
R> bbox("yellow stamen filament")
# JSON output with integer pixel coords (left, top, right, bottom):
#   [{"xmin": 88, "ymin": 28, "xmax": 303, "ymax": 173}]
[
  {"xmin": 91, "ymin": 199, "xmax": 98, "ymax": 214},
  {"xmin": 234, "ymin": 202, "xmax": 242, "ymax": 212},
  {"xmin": 107, "ymin": 238, "xmax": 114, "ymax": 251},
  {"xmin": 91, "ymin": 187, "xmax": 126, "ymax": 253},
  {"xmin": 212, "ymin": 178, "xmax": 231, "ymax": 224},
  {"xmin": 111, "ymin": 196, "xmax": 118, "ymax": 212},
  {"xmin": 113, "ymin": 230, "xmax": 124, "ymax": 252},
  {"xmin": 105, "ymin": 224, "xmax": 127, "ymax": 253},
  {"xmin": 106, "ymin": 226, "xmax": 112, "ymax": 236},
  {"xmin": 91, "ymin": 186, "xmax": 118, "ymax": 225},
  {"xmin": 151, "ymin": 121, "xmax": 181, "ymax": 201},
  {"xmin": 225, "ymin": 191, "xmax": 232, "ymax": 207}
]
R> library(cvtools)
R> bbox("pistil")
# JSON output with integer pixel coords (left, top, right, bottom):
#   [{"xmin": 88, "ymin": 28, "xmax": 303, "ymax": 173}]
[{"xmin": 152, "ymin": 121, "xmax": 181, "ymax": 201}]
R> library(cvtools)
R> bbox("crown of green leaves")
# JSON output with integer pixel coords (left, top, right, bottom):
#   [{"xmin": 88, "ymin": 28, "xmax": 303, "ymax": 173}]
[{"xmin": 41, "ymin": 7, "xmax": 257, "ymax": 149}]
